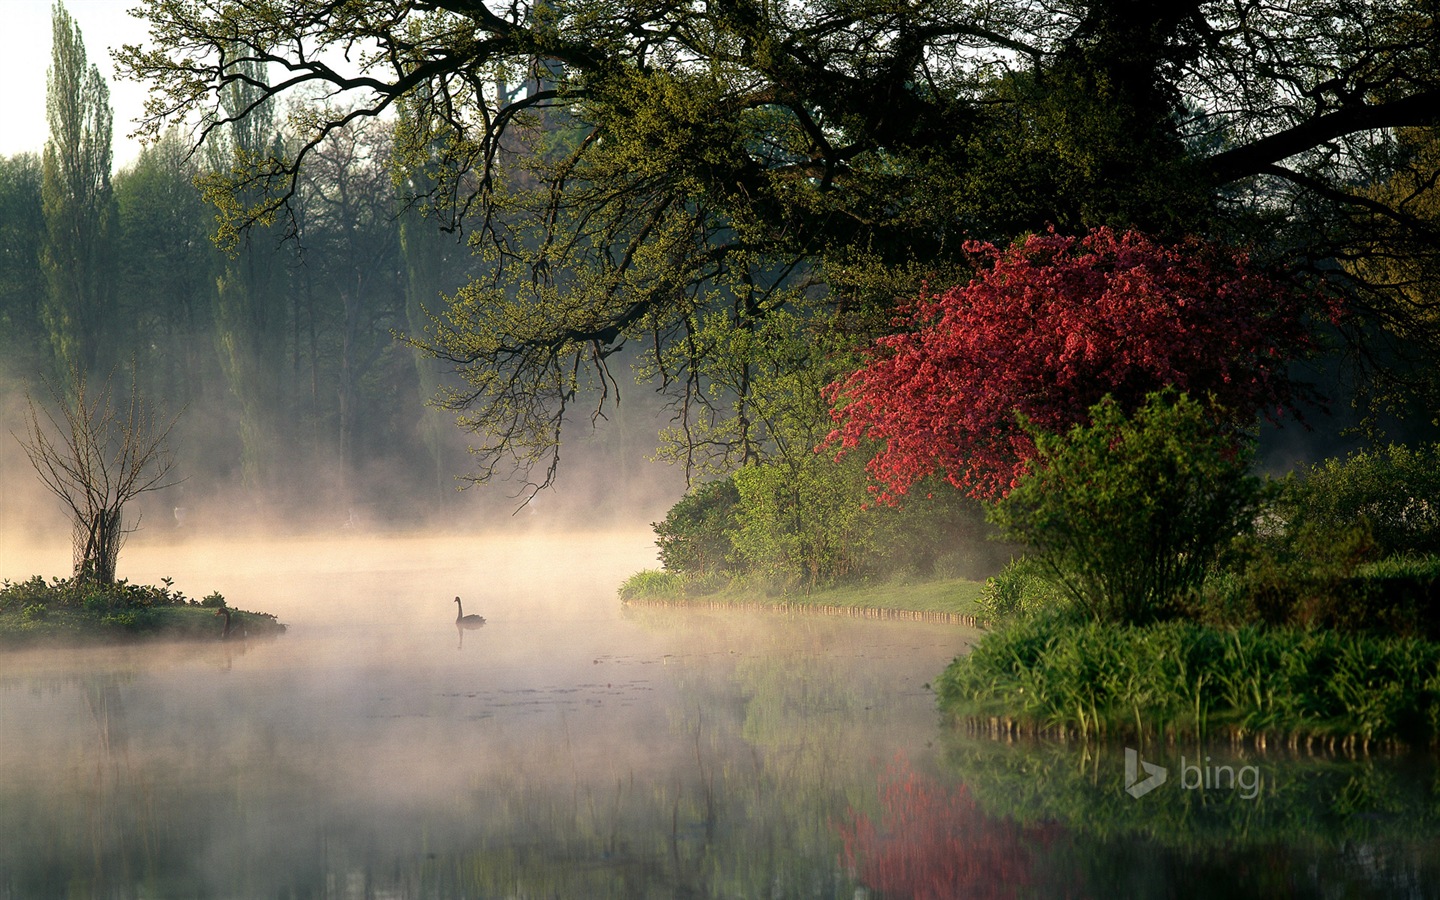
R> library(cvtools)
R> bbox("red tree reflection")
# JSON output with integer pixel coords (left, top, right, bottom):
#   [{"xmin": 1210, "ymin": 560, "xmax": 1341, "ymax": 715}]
[{"xmin": 840, "ymin": 759, "xmax": 1057, "ymax": 900}]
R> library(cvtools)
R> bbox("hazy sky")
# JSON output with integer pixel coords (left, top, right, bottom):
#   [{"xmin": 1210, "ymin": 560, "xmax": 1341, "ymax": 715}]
[{"xmin": 0, "ymin": 0, "xmax": 152, "ymax": 167}]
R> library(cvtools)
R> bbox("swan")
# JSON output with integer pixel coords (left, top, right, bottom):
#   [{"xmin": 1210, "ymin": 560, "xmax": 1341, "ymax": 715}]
[
  {"xmin": 214, "ymin": 607, "xmax": 245, "ymax": 640},
  {"xmin": 454, "ymin": 596, "xmax": 486, "ymax": 628}
]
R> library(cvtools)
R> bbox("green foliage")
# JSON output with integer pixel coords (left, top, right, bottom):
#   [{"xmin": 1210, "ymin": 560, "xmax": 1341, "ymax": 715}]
[
  {"xmin": 0, "ymin": 576, "xmax": 280, "ymax": 646},
  {"xmin": 729, "ymin": 451, "xmax": 880, "ymax": 592},
  {"xmin": 616, "ymin": 569, "xmax": 684, "ymax": 601},
  {"xmin": 1204, "ymin": 443, "xmax": 1440, "ymax": 634},
  {"xmin": 42, "ymin": 2, "xmax": 116, "ymax": 376},
  {"xmin": 106, "ymin": 0, "xmax": 1440, "ymax": 510},
  {"xmin": 974, "ymin": 557, "xmax": 1070, "ymax": 627},
  {"xmin": 0, "ymin": 154, "xmax": 47, "ymax": 374},
  {"xmin": 989, "ymin": 391, "xmax": 1266, "ymax": 625},
  {"xmin": 1346, "ymin": 556, "xmax": 1440, "ymax": 640},
  {"xmin": 650, "ymin": 462, "xmax": 1002, "ymax": 594},
  {"xmin": 937, "ymin": 618, "xmax": 1440, "ymax": 744},
  {"xmin": 1215, "ymin": 548, "xmax": 1440, "ymax": 639},
  {"xmin": 2, "ymin": 574, "xmax": 201, "ymax": 613},
  {"xmin": 1283, "ymin": 442, "xmax": 1440, "ymax": 557},
  {"xmin": 653, "ymin": 477, "xmax": 740, "ymax": 577},
  {"xmin": 1211, "ymin": 518, "xmax": 1372, "ymax": 630}
]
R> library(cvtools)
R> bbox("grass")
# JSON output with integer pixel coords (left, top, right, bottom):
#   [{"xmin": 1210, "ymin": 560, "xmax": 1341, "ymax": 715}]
[
  {"xmin": 935, "ymin": 617, "xmax": 1440, "ymax": 749},
  {"xmin": 618, "ymin": 568, "xmax": 986, "ymax": 620}
]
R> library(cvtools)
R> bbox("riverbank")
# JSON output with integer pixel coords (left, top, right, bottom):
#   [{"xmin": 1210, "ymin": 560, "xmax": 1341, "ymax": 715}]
[
  {"xmin": 0, "ymin": 575, "xmax": 285, "ymax": 647},
  {"xmin": 618, "ymin": 573, "xmax": 987, "ymax": 626}
]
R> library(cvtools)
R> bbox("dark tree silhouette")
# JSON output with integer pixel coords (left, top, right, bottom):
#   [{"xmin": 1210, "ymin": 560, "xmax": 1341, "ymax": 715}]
[{"xmin": 16, "ymin": 366, "xmax": 181, "ymax": 585}]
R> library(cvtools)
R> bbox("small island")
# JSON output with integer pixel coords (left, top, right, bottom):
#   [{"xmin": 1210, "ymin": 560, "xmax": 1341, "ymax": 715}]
[
  {"xmin": 0, "ymin": 574, "xmax": 285, "ymax": 647},
  {"xmin": 3, "ymin": 367, "xmax": 284, "ymax": 648}
]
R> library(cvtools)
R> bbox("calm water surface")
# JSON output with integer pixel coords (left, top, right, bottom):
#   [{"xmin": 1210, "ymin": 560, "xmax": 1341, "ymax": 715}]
[{"xmin": 1, "ymin": 530, "xmax": 1437, "ymax": 898}]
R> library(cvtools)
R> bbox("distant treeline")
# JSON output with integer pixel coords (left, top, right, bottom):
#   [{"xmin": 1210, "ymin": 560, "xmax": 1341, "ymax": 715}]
[{"xmin": 0, "ymin": 119, "xmax": 500, "ymax": 527}]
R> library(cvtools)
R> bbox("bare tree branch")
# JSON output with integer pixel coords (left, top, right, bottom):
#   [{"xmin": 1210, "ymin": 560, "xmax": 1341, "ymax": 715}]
[{"xmin": 13, "ymin": 365, "xmax": 183, "ymax": 585}]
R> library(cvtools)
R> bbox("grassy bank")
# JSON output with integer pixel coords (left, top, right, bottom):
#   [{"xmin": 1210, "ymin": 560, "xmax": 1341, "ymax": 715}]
[
  {"xmin": 0, "ymin": 575, "xmax": 285, "ymax": 648},
  {"xmin": 936, "ymin": 617, "xmax": 1440, "ymax": 750},
  {"xmin": 619, "ymin": 570, "xmax": 986, "ymax": 623}
]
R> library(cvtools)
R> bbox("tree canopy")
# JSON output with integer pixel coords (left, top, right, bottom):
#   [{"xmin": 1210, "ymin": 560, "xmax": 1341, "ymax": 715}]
[
  {"xmin": 115, "ymin": 0, "xmax": 1440, "ymax": 487},
  {"xmin": 827, "ymin": 227, "xmax": 1323, "ymax": 501}
]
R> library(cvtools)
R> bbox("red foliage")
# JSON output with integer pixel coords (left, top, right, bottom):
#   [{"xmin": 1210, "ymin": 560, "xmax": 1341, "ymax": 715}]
[
  {"xmin": 826, "ymin": 227, "xmax": 1329, "ymax": 501},
  {"xmin": 838, "ymin": 759, "xmax": 1054, "ymax": 900}
]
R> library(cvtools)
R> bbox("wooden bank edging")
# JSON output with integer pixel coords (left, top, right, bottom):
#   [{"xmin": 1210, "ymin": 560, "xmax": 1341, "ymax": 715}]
[{"xmin": 621, "ymin": 597, "xmax": 984, "ymax": 627}]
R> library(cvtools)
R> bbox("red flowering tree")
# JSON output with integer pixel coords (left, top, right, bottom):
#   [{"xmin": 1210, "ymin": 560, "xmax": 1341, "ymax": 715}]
[{"xmin": 827, "ymin": 227, "xmax": 1326, "ymax": 501}]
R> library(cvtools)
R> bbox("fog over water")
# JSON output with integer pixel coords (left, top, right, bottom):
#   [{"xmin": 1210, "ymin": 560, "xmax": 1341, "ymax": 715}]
[
  {"xmin": 0, "ymin": 528, "xmax": 980, "ymax": 897},
  {"xmin": 5, "ymin": 529, "xmax": 1440, "ymax": 897}
]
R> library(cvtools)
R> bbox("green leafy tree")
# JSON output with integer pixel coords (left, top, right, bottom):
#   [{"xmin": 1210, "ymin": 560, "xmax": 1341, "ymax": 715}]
[
  {"xmin": 115, "ymin": 0, "xmax": 1440, "ymax": 486},
  {"xmin": 0, "ymin": 154, "xmax": 47, "ymax": 376},
  {"xmin": 42, "ymin": 1, "xmax": 116, "ymax": 377},
  {"xmin": 113, "ymin": 130, "xmax": 221, "ymax": 415},
  {"xmin": 204, "ymin": 54, "xmax": 293, "ymax": 494},
  {"xmin": 1281, "ymin": 442, "xmax": 1440, "ymax": 559},
  {"xmin": 730, "ymin": 450, "xmax": 879, "ymax": 592},
  {"xmin": 396, "ymin": 91, "xmax": 473, "ymax": 500},
  {"xmin": 989, "ymin": 391, "xmax": 1266, "ymax": 625},
  {"xmin": 293, "ymin": 111, "xmax": 406, "ymax": 502}
]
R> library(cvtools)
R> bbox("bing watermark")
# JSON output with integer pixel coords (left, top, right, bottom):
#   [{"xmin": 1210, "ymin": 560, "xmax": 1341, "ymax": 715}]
[{"xmin": 1125, "ymin": 748, "xmax": 1263, "ymax": 800}]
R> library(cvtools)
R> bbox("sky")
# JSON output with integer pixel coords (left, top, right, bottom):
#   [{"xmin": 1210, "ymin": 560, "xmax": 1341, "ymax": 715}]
[{"xmin": 0, "ymin": 0, "xmax": 153, "ymax": 167}]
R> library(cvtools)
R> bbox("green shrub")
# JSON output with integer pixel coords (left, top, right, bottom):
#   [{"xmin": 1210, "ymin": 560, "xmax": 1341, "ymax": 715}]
[
  {"xmin": 654, "ymin": 477, "xmax": 741, "ymax": 577},
  {"xmin": 730, "ymin": 451, "xmax": 879, "ymax": 591},
  {"xmin": 974, "ymin": 556, "xmax": 1069, "ymax": 626},
  {"xmin": 1284, "ymin": 442, "xmax": 1440, "ymax": 558},
  {"xmin": 990, "ymin": 391, "xmax": 1266, "ymax": 625},
  {"xmin": 1338, "ymin": 555, "xmax": 1440, "ymax": 639},
  {"xmin": 869, "ymin": 481, "xmax": 1010, "ymax": 581},
  {"xmin": 2, "ymin": 575, "xmax": 197, "ymax": 614},
  {"xmin": 682, "ymin": 570, "xmax": 729, "ymax": 596},
  {"xmin": 1208, "ymin": 517, "xmax": 1373, "ymax": 628},
  {"xmin": 102, "ymin": 611, "xmax": 144, "ymax": 630}
]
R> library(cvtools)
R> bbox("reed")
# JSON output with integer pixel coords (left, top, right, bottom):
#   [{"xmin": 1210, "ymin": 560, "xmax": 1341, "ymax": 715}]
[{"xmin": 936, "ymin": 619, "xmax": 1440, "ymax": 747}]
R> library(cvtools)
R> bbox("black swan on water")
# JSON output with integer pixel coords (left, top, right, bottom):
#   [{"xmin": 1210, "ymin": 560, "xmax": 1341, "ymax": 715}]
[
  {"xmin": 454, "ymin": 596, "xmax": 486, "ymax": 628},
  {"xmin": 215, "ymin": 607, "xmax": 245, "ymax": 640}
]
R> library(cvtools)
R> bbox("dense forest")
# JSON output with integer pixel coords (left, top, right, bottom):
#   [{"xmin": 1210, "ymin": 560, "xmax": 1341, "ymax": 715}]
[{"xmin": 0, "ymin": 5, "xmax": 680, "ymax": 541}]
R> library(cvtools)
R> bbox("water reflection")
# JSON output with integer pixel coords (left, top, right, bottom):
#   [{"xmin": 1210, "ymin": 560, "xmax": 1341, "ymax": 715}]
[
  {"xmin": 2, "ymin": 532, "xmax": 1438, "ymax": 898},
  {"xmin": 934, "ymin": 735, "xmax": 1440, "ymax": 898}
]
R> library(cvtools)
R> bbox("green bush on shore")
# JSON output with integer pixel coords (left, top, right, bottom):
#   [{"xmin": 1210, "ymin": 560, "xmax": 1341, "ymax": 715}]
[{"xmin": 942, "ymin": 430, "xmax": 1440, "ymax": 748}]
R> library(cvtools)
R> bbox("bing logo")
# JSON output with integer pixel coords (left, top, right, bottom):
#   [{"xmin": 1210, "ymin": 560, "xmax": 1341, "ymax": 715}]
[{"xmin": 1124, "ymin": 748, "xmax": 1263, "ymax": 800}]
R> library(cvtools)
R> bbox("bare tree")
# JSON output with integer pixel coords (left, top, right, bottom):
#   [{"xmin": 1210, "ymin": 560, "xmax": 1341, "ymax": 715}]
[{"xmin": 16, "ymin": 366, "xmax": 181, "ymax": 585}]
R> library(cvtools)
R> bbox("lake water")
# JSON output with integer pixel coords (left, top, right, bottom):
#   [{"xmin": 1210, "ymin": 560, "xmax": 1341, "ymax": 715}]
[{"xmin": 1, "ymin": 530, "xmax": 1438, "ymax": 898}]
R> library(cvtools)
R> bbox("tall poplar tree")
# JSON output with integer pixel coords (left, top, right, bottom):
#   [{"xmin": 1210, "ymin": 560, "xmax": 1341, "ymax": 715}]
[
  {"xmin": 41, "ymin": 1, "xmax": 115, "ymax": 378},
  {"xmin": 0, "ymin": 154, "xmax": 46, "ymax": 377},
  {"xmin": 203, "ymin": 52, "xmax": 289, "ymax": 495}
]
